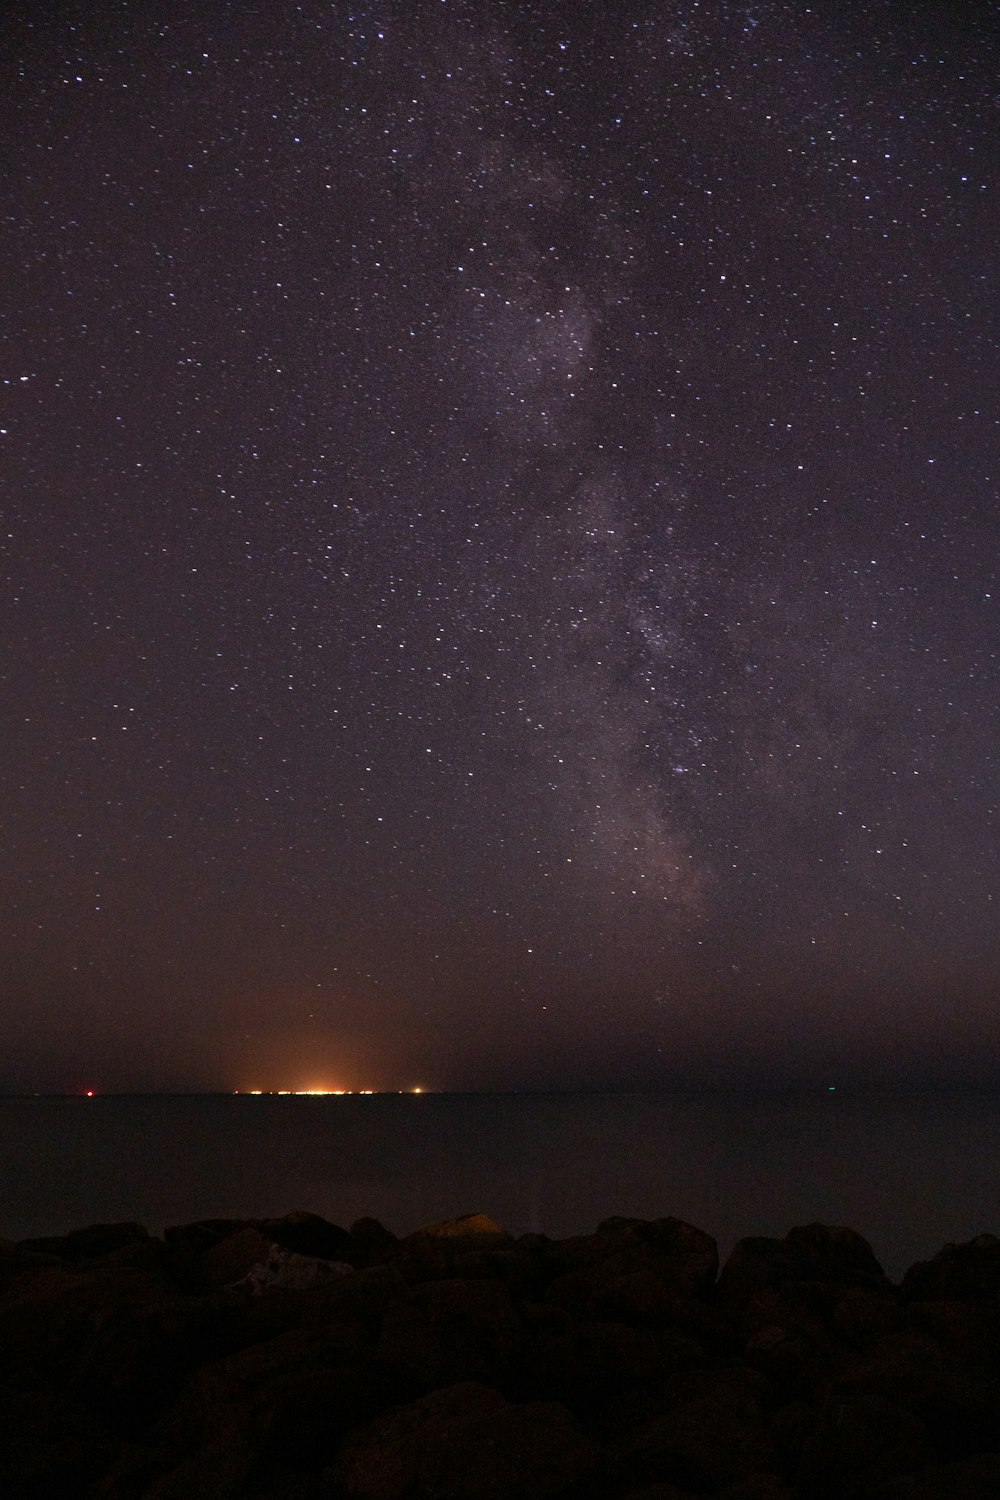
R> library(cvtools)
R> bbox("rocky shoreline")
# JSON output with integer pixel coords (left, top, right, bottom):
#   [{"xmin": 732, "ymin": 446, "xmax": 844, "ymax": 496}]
[{"xmin": 2, "ymin": 1210, "xmax": 1000, "ymax": 1498}]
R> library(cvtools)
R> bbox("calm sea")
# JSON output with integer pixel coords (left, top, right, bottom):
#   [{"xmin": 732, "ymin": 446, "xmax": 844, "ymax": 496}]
[{"xmin": 2, "ymin": 1091, "xmax": 999, "ymax": 1279}]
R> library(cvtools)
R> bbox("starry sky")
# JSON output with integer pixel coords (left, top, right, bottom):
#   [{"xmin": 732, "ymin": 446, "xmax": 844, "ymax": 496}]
[{"xmin": 2, "ymin": 1, "xmax": 997, "ymax": 1094}]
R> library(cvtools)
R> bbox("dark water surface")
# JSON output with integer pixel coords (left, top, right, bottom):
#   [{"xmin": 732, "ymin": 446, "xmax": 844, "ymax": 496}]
[{"xmin": 2, "ymin": 1091, "xmax": 999, "ymax": 1278}]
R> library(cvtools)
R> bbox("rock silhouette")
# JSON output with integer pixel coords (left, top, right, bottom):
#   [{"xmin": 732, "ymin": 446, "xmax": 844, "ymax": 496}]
[{"xmin": 1, "ymin": 1214, "xmax": 1000, "ymax": 1497}]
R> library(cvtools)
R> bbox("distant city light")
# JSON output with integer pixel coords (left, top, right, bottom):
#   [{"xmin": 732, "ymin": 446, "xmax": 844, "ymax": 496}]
[
  {"xmin": 234, "ymin": 1088, "xmax": 365, "ymax": 1096},
  {"xmin": 231, "ymin": 1087, "xmax": 431, "ymax": 1096}
]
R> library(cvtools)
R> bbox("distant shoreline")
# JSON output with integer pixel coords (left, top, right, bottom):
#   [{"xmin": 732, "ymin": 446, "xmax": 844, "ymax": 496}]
[{"xmin": 6, "ymin": 1084, "xmax": 1000, "ymax": 1099}]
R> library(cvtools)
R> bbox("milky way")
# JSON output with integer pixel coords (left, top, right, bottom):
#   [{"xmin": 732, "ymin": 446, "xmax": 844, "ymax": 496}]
[{"xmin": 2, "ymin": 2, "xmax": 997, "ymax": 1091}]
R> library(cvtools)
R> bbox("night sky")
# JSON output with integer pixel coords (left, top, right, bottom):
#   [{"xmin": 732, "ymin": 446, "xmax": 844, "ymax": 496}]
[{"xmin": 3, "ymin": 1, "xmax": 997, "ymax": 1095}]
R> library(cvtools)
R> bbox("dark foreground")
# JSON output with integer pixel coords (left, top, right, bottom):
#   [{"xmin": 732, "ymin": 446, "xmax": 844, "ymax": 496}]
[{"xmin": 2, "ymin": 1211, "xmax": 1000, "ymax": 1499}]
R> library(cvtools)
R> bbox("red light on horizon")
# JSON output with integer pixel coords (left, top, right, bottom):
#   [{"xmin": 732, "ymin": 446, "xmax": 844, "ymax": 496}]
[{"xmin": 85, "ymin": 1090, "xmax": 95, "ymax": 1097}]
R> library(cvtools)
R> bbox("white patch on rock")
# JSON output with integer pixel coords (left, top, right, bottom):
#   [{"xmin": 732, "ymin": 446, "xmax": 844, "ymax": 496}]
[{"xmin": 235, "ymin": 1246, "xmax": 354, "ymax": 1293}]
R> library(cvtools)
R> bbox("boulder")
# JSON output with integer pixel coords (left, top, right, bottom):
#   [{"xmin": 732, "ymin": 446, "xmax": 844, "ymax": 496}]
[
  {"xmin": 162, "ymin": 1219, "xmax": 254, "ymax": 1288},
  {"xmin": 163, "ymin": 1217, "xmax": 253, "ymax": 1252},
  {"xmin": 237, "ymin": 1245, "xmax": 354, "ymax": 1294},
  {"xmin": 830, "ymin": 1285, "xmax": 907, "ymax": 1349},
  {"xmin": 716, "ymin": 1224, "xmax": 900, "ymax": 1402},
  {"xmin": 333, "ymin": 1378, "xmax": 599, "ymax": 1499},
  {"xmin": 396, "ymin": 1214, "xmax": 518, "ymax": 1283},
  {"xmin": 774, "ymin": 1394, "xmax": 936, "ymax": 1497},
  {"xmin": 0, "ymin": 1237, "xmax": 63, "ymax": 1298},
  {"xmin": 350, "ymin": 1217, "xmax": 400, "ymax": 1267},
  {"xmin": 744, "ymin": 1318, "xmax": 820, "ymax": 1399},
  {"xmin": 617, "ymin": 1368, "xmax": 778, "ymax": 1491},
  {"xmin": 189, "ymin": 1226, "xmax": 277, "ymax": 1291},
  {"xmin": 547, "ymin": 1217, "xmax": 717, "ymax": 1289},
  {"xmin": 85, "ymin": 1439, "xmax": 176, "ymax": 1499},
  {"xmin": 900, "ymin": 1236, "xmax": 1000, "ymax": 1303},
  {"xmin": 150, "ymin": 1281, "xmax": 390, "ymax": 1467},
  {"xmin": 514, "ymin": 1304, "xmax": 705, "ymax": 1422},
  {"xmin": 165, "ymin": 1217, "xmax": 356, "ymax": 1296},
  {"xmin": 135, "ymin": 1440, "xmax": 258, "ymax": 1499},
  {"xmin": 877, "ymin": 1453, "xmax": 1000, "ymax": 1498},
  {"xmin": 715, "ymin": 1480, "xmax": 794, "ymax": 1500},
  {"xmin": 13, "ymin": 1208, "xmax": 1000, "ymax": 1499},
  {"xmin": 153, "ymin": 1324, "xmax": 387, "ymax": 1482},
  {"xmin": 738, "ymin": 1281, "xmax": 903, "ymax": 1401},
  {"xmin": 907, "ymin": 1298, "xmax": 1000, "ymax": 1371},
  {"xmin": 716, "ymin": 1224, "xmax": 889, "ymax": 1314},
  {"xmin": 0, "ymin": 1259, "xmax": 177, "ymax": 1391},
  {"xmin": 374, "ymin": 1275, "xmax": 523, "ymax": 1395},
  {"xmin": 64, "ymin": 1291, "xmax": 242, "ymax": 1434},
  {"xmin": 832, "ymin": 1327, "xmax": 1000, "ymax": 1461},
  {"xmin": 412, "ymin": 1212, "xmax": 510, "ymax": 1242},
  {"xmin": 17, "ymin": 1221, "xmax": 153, "ymax": 1264},
  {"xmin": 617, "ymin": 1487, "xmax": 691, "ymax": 1500},
  {"xmin": 544, "ymin": 1218, "xmax": 718, "ymax": 1324},
  {"xmin": 601, "ymin": 1217, "xmax": 720, "ymax": 1297},
  {"xmin": 254, "ymin": 1210, "xmax": 354, "ymax": 1264},
  {"xmin": 260, "ymin": 1361, "xmax": 392, "ymax": 1471},
  {"xmin": 0, "ymin": 1377, "xmax": 124, "ymax": 1496}
]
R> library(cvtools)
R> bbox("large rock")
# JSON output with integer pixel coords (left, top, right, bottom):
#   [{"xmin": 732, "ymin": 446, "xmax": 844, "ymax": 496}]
[
  {"xmin": 150, "ymin": 1318, "xmax": 388, "ymax": 1485},
  {"xmin": 162, "ymin": 1219, "xmax": 255, "ymax": 1289},
  {"xmin": 514, "ymin": 1303, "xmax": 705, "ymax": 1422},
  {"xmin": 374, "ymin": 1276, "xmax": 523, "ymax": 1395},
  {"xmin": 715, "ymin": 1478, "xmax": 794, "ymax": 1500},
  {"xmin": 0, "ymin": 1377, "xmax": 124, "ymax": 1497},
  {"xmin": 907, "ymin": 1297, "xmax": 1000, "ymax": 1371},
  {"xmin": 543, "ymin": 1218, "xmax": 719, "ymax": 1325},
  {"xmin": 831, "ymin": 1327, "xmax": 1000, "ymax": 1461},
  {"xmin": 716, "ymin": 1224, "xmax": 889, "ymax": 1313},
  {"xmin": 900, "ymin": 1235, "xmax": 1000, "ymax": 1303},
  {"xmin": 349, "ymin": 1217, "xmax": 400, "ymax": 1267},
  {"xmin": 189, "ymin": 1227, "xmax": 277, "ymax": 1291},
  {"xmin": 616, "ymin": 1486, "xmax": 690, "ymax": 1500},
  {"xmin": 165, "ymin": 1217, "xmax": 355, "ymax": 1294},
  {"xmin": 716, "ymin": 1224, "xmax": 899, "ymax": 1402},
  {"xmin": 552, "ymin": 1217, "xmax": 718, "ymax": 1290},
  {"xmin": 617, "ymin": 1367, "xmax": 779, "ymax": 1491},
  {"xmin": 603, "ymin": 1218, "xmax": 720, "ymax": 1296},
  {"xmin": 17, "ymin": 1221, "xmax": 153, "ymax": 1265},
  {"xmin": 0, "ymin": 1236, "xmax": 64, "ymax": 1298},
  {"xmin": 254, "ymin": 1210, "xmax": 354, "ymax": 1264},
  {"xmin": 877, "ymin": 1453, "xmax": 1000, "ymax": 1498},
  {"xmin": 63, "ymin": 1290, "xmax": 246, "ymax": 1435},
  {"xmin": 132, "ymin": 1439, "xmax": 258, "ymax": 1499},
  {"xmin": 12, "ymin": 1208, "xmax": 1000, "ymax": 1499},
  {"xmin": 333, "ymin": 1379, "xmax": 599, "ymax": 1499},
  {"xmin": 238, "ymin": 1245, "xmax": 354, "ymax": 1294},
  {"xmin": 738, "ymin": 1281, "xmax": 905, "ymax": 1404},
  {"xmin": 260, "ymin": 1361, "xmax": 392, "ymax": 1471},
  {"xmin": 773, "ymin": 1393, "xmax": 936, "ymax": 1497},
  {"xmin": 412, "ymin": 1213, "xmax": 510, "ymax": 1242},
  {"xmin": 0, "ymin": 1258, "xmax": 179, "ymax": 1393},
  {"xmin": 396, "ymin": 1214, "xmax": 521, "ymax": 1284}
]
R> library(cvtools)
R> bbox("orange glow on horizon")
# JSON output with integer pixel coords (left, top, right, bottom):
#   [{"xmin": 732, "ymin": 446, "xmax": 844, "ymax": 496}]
[
  {"xmin": 231, "ymin": 1085, "xmax": 430, "ymax": 1096},
  {"xmin": 233, "ymin": 1086, "xmax": 361, "ymax": 1096}
]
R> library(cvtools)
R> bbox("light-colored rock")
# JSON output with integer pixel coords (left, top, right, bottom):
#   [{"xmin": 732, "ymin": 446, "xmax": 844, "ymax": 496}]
[
  {"xmin": 412, "ymin": 1212, "xmax": 510, "ymax": 1241},
  {"xmin": 236, "ymin": 1245, "xmax": 354, "ymax": 1293}
]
